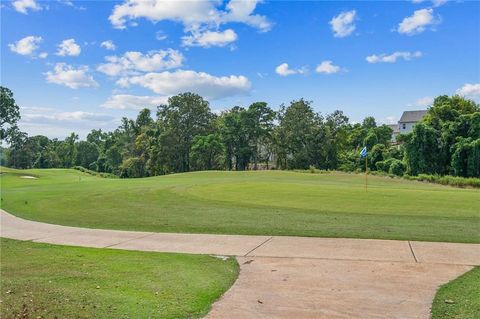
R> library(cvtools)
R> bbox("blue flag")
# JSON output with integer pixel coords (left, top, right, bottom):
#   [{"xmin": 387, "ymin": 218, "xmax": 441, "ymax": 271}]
[{"xmin": 360, "ymin": 146, "xmax": 367, "ymax": 158}]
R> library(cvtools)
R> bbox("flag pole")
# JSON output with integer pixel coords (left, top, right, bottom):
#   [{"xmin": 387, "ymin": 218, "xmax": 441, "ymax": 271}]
[{"xmin": 365, "ymin": 155, "xmax": 368, "ymax": 192}]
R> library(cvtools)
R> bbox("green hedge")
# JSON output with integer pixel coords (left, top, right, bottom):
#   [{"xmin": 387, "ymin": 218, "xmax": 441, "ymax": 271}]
[
  {"xmin": 72, "ymin": 166, "xmax": 118, "ymax": 179},
  {"xmin": 403, "ymin": 174, "xmax": 480, "ymax": 188}
]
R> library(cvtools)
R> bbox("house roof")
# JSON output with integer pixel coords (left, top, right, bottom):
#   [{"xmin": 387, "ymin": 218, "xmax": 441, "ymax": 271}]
[
  {"xmin": 399, "ymin": 110, "xmax": 428, "ymax": 123},
  {"xmin": 387, "ymin": 124, "xmax": 399, "ymax": 133}
]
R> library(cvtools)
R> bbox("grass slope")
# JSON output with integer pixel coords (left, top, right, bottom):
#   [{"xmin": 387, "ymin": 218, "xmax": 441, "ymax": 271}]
[
  {"xmin": 0, "ymin": 238, "xmax": 238, "ymax": 319},
  {"xmin": 431, "ymin": 267, "xmax": 480, "ymax": 319},
  {"xmin": 1, "ymin": 168, "xmax": 479, "ymax": 243}
]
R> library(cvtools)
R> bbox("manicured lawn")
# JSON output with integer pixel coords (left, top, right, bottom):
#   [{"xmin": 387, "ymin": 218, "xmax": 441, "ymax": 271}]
[
  {"xmin": 0, "ymin": 238, "xmax": 238, "ymax": 319},
  {"xmin": 1, "ymin": 167, "xmax": 479, "ymax": 243},
  {"xmin": 431, "ymin": 267, "xmax": 480, "ymax": 319}
]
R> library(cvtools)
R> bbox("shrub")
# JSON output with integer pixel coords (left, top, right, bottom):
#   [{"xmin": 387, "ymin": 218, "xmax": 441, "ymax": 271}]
[
  {"xmin": 72, "ymin": 166, "xmax": 118, "ymax": 179},
  {"xmin": 389, "ymin": 160, "xmax": 405, "ymax": 176},
  {"xmin": 404, "ymin": 174, "xmax": 480, "ymax": 188}
]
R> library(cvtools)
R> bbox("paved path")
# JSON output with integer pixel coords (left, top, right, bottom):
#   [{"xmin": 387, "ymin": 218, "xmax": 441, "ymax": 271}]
[{"xmin": 1, "ymin": 209, "xmax": 479, "ymax": 318}]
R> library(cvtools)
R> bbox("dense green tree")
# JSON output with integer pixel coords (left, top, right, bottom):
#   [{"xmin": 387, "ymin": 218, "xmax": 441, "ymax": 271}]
[
  {"xmin": 190, "ymin": 134, "xmax": 225, "ymax": 171},
  {"xmin": 75, "ymin": 141, "xmax": 99, "ymax": 168},
  {"xmin": 0, "ymin": 86, "xmax": 21, "ymax": 143},
  {"xmin": 157, "ymin": 93, "xmax": 214, "ymax": 172}
]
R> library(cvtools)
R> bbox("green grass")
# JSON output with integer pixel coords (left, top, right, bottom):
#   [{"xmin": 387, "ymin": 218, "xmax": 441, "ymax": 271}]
[
  {"xmin": 0, "ymin": 238, "xmax": 238, "ymax": 319},
  {"xmin": 1, "ymin": 167, "xmax": 479, "ymax": 243},
  {"xmin": 431, "ymin": 267, "xmax": 480, "ymax": 319}
]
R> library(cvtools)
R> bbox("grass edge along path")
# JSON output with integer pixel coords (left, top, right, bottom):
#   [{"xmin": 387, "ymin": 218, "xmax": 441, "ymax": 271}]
[
  {"xmin": 431, "ymin": 267, "xmax": 480, "ymax": 319},
  {"xmin": 0, "ymin": 238, "xmax": 239, "ymax": 319}
]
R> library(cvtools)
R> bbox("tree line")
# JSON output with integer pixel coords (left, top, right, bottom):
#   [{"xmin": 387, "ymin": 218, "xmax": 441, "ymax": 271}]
[{"xmin": 1, "ymin": 87, "xmax": 479, "ymax": 178}]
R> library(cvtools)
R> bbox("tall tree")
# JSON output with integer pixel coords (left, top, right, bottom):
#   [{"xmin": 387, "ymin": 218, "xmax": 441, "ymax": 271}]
[
  {"xmin": 0, "ymin": 86, "xmax": 21, "ymax": 143},
  {"xmin": 157, "ymin": 93, "xmax": 215, "ymax": 172}
]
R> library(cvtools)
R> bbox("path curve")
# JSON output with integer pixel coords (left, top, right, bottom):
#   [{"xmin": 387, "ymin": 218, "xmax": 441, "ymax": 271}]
[{"xmin": 1, "ymin": 209, "xmax": 479, "ymax": 318}]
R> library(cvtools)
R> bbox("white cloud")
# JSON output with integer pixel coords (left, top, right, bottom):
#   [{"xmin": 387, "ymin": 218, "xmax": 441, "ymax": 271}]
[
  {"xmin": 329, "ymin": 10, "xmax": 357, "ymax": 38},
  {"xmin": 97, "ymin": 49, "xmax": 184, "ymax": 76},
  {"xmin": 101, "ymin": 94, "xmax": 168, "ymax": 110},
  {"xmin": 384, "ymin": 116, "xmax": 397, "ymax": 124},
  {"xmin": 366, "ymin": 51, "xmax": 422, "ymax": 63},
  {"xmin": 8, "ymin": 36, "xmax": 42, "ymax": 56},
  {"xmin": 156, "ymin": 31, "xmax": 168, "ymax": 41},
  {"xmin": 45, "ymin": 63, "xmax": 98, "ymax": 89},
  {"xmin": 412, "ymin": 0, "xmax": 448, "ymax": 7},
  {"xmin": 456, "ymin": 83, "xmax": 480, "ymax": 99},
  {"xmin": 275, "ymin": 63, "xmax": 306, "ymax": 76},
  {"xmin": 56, "ymin": 38, "xmax": 81, "ymax": 56},
  {"xmin": 182, "ymin": 29, "xmax": 238, "ymax": 47},
  {"xmin": 117, "ymin": 70, "xmax": 251, "ymax": 100},
  {"xmin": 397, "ymin": 8, "xmax": 440, "ymax": 35},
  {"xmin": 315, "ymin": 60, "xmax": 343, "ymax": 74},
  {"xmin": 38, "ymin": 52, "xmax": 48, "ymax": 59},
  {"xmin": 23, "ymin": 111, "xmax": 113, "ymax": 122},
  {"xmin": 415, "ymin": 96, "xmax": 434, "ymax": 107},
  {"xmin": 109, "ymin": 0, "xmax": 271, "ymax": 32},
  {"xmin": 12, "ymin": 0, "xmax": 41, "ymax": 14},
  {"xmin": 100, "ymin": 40, "xmax": 116, "ymax": 51}
]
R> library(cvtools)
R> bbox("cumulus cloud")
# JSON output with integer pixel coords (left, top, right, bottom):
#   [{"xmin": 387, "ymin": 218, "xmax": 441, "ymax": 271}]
[
  {"xmin": 329, "ymin": 10, "xmax": 357, "ymax": 38},
  {"xmin": 8, "ymin": 36, "xmax": 43, "ymax": 56},
  {"xmin": 456, "ymin": 83, "xmax": 480, "ymax": 99},
  {"xmin": 275, "ymin": 63, "xmax": 306, "ymax": 76},
  {"xmin": 12, "ymin": 0, "xmax": 41, "ymax": 14},
  {"xmin": 38, "ymin": 52, "xmax": 48, "ymax": 58},
  {"xmin": 101, "ymin": 94, "xmax": 168, "ymax": 110},
  {"xmin": 182, "ymin": 29, "xmax": 237, "ymax": 47},
  {"xmin": 97, "ymin": 49, "xmax": 184, "ymax": 76},
  {"xmin": 109, "ymin": 0, "xmax": 271, "ymax": 32},
  {"xmin": 315, "ymin": 60, "xmax": 343, "ymax": 74},
  {"xmin": 117, "ymin": 70, "xmax": 251, "ymax": 100},
  {"xmin": 412, "ymin": 0, "xmax": 447, "ymax": 7},
  {"xmin": 19, "ymin": 107, "xmax": 117, "ymax": 138},
  {"xmin": 45, "ymin": 63, "xmax": 98, "ymax": 89},
  {"xmin": 415, "ymin": 96, "xmax": 434, "ymax": 107},
  {"xmin": 100, "ymin": 40, "xmax": 116, "ymax": 50},
  {"xmin": 56, "ymin": 38, "xmax": 81, "ymax": 56},
  {"xmin": 366, "ymin": 51, "xmax": 422, "ymax": 63},
  {"xmin": 397, "ymin": 8, "xmax": 440, "ymax": 35}
]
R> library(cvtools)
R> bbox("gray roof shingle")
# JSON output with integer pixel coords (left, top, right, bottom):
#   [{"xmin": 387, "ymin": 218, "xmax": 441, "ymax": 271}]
[{"xmin": 399, "ymin": 110, "xmax": 428, "ymax": 123}]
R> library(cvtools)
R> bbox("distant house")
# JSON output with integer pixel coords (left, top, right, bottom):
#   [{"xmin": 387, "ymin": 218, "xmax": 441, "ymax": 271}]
[{"xmin": 390, "ymin": 110, "xmax": 428, "ymax": 143}]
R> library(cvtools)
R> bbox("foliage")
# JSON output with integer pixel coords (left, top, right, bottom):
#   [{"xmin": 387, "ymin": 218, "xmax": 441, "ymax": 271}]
[
  {"xmin": 2, "ymin": 86, "xmax": 479, "ymax": 179},
  {"xmin": 72, "ymin": 166, "xmax": 118, "ymax": 179},
  {"xmin": 403, "ymin": 174, "xmax": 480, "ymax": 188},
  {"xmin": 0, "ymin": 86, "xmax": 21, "ymax": 143}
]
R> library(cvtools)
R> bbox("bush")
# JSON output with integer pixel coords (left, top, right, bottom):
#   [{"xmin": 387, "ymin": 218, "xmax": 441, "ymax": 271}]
[
  {"xmin": 309, "ymin": 165, "xmax": 316, "ymax": 173},
  {"xmin": 72, "ymin": 166, "xmax": 118, "ymax": 179},
  {"xmin": 403, "ymin": 174, "xmax": 480, "ymax": 188},
  {"xmin": 389, "ymin": 160, "xmax": 405, "ymax": 176}
]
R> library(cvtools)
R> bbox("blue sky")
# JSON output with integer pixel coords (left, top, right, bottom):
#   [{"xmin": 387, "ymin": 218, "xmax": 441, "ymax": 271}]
[{"xmin": 2, "ymin": 0, "xmax": 479, "ymax": 138}]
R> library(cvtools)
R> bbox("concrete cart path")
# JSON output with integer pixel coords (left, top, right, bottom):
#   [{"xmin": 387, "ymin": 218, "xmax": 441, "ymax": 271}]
[{"xmin": 1, "ymin": 209, "xmax": 479, "ymax": 318}]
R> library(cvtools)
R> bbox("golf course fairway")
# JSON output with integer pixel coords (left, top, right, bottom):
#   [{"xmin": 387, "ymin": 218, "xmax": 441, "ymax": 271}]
[{"xmin": 1, "ymin": 167, "xmax": 479, "ymax": 243}]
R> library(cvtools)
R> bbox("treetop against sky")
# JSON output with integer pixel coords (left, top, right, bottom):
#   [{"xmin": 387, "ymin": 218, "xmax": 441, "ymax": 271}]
[{"xmin": 2, "ymin": 0, "xmax": 479, "ymax": 138}]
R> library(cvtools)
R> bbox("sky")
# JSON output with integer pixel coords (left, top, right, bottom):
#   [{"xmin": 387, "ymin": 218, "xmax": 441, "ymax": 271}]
[{"xmin": 1, "ymin": 0, "xmax": 479, "ymax": 139}]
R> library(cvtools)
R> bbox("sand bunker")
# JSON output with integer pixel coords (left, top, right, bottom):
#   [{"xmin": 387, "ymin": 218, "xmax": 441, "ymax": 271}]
[{"xmin": 20, "ymin": 176, "xmax": 37, "ymax": 179}]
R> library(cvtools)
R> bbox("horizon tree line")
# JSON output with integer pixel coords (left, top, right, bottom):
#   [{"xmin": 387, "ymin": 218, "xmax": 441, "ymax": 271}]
[{"xmin": 1, "ymin": 86, "xmax": 479, "ymax": 178}]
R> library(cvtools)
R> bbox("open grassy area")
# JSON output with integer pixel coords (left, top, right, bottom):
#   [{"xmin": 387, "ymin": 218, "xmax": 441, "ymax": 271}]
[
  {"xmin": 0, "ymin": 238, "xmax": 238, "ymax": 319},
  {"xmin": 1, "ymin": 167, "xmax": 479, "ymax": 243},
  {"xmin": 431, "ymin": 267, "xmax": 480, "ymax": 319}
]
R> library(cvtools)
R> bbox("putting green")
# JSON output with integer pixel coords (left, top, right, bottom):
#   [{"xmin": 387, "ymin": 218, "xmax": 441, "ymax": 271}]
[{"xmin": 1, "ymin": 168, "xmax": 479, "ymax": 243}]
